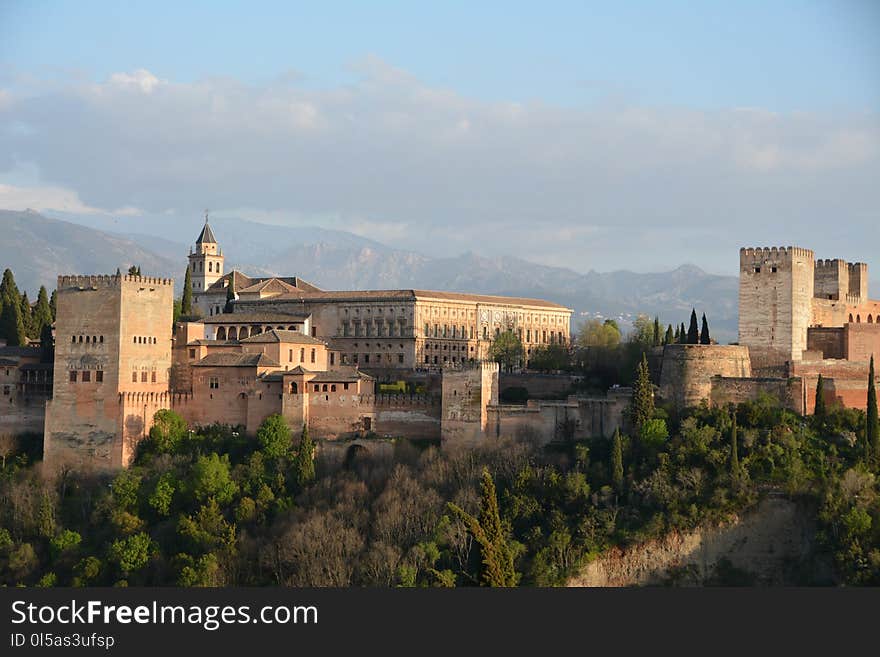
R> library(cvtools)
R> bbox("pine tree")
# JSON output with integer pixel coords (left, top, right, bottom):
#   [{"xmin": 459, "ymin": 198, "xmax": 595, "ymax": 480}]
[
  {"xmin": 868, "ymin": 356, "xmax": 878, "ymax": 464},
  {"xmin": 224, "ymin": 281, "xmax": 235, "ymax": 313},
  {"xmin": 611, "ymin": 428, "xmax": 624, "ymax": 491},
  {"xmin": 447, "ymin": 468, "xmax": 518, "ymax": 587},
  {"xmin": 19, "ymin": 292, "xmax": 33, "ymax": 339},
  {"xmin": 687, "ymin": 309, "xmax": 699, "ymax": 344},
  {"xmin": 40, "ymin": 322, "xmax": 54, "ymax": 364},
  {"xmin": 0, "ymin": 268, "xmax": 20, "ymax": 307},
  {"xmin": 730, "ymin": 407, "xmax": 739, "ymax": 480},
  {"xmin": 0, "ymin": 296, "xmax": 26, "ymax": 346},
  {"xmin": 181, "ymin": 266, "xmax": 194, "ymax": 316},
  {"xmin": 652, "ymin": 316, "xmax": 661, "ymax": 347},
  {"xmin": 295, "ymin": 423, "xmax": 316, "ymax": 488},
  {"xmin": 814, "ymin": 374, "xmax": 827, "ymax": 419},
  {"xmin": 664, "ymin": 324, "xmax": 674, "ymax": 346},
  {"xmin": 33, "ymin": 286, "xmax": 52, "ymax": 335},
  {"xmin": 630, "ymin": 353, "xmax": 654, "ymax": 433},
  {"xmin": 699, "ymin": 313, "xmax": 710, "ymax": 345}
]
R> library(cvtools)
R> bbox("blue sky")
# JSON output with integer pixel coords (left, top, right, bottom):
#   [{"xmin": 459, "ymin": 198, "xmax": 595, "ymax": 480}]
[{"xmin": 0, "ymin": 1, "xmax": 878, "ymax": 274}]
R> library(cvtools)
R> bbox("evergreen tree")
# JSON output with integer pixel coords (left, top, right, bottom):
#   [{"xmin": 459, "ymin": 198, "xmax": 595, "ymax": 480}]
[
  {"xmin": 19, "ymin": 292, "xmax": 33, "ymax": 338},
  {"xmin": 49, "ymin": 290, "xmax": 57, "ymax": 321},
  {"xmin": 699, "ymin": 313, "xmax": 711, "ymax": 345},
  {"xmin": 33, "ymin": 286, "xmax": 52, "ymax": 335},
  {"xmin": 611, "ymin": 428, "xmax": 624, "ymax": 492},
  {"xmin": 0, "ymin": 296, "xmax": 26, "ymax": 346},
  {"xmin": 652, "ymin": 316, "xmax": 661, "ymax": 347},
  {"xmin": 664, "ymin": 324, "xmax": 674, "ymax": 346},
  {"xmin": 673, "ymin": 324, "xmax": 680, "ymax": 342},
  {"xmin": 630, "ymin": 353, "xmax": 654, "ymax": 433},
  {"xmin": 447, "ymin": 468, "xmax": 518, "ymax": 587},
  {"xmin": 814, "ymin": 374, "xmax": 827, "ymax": 420},
  {"xmin": 730, "ymin": 407, "xmax": 739, "ymax": 480},
  {"xmin": 868, "ymin": 356, "xmax": 878, "ymax": 464},
  {"xmin": 678, "ymin": 323, "xmax": 687, "ymax": 344},
  {"xmin": 687, "ymin": 309, "xmax": 699, "ymax": 344},
  {"xmin": 0, "ymin": 268, "xmax": 20, "ymax": 307},
  {"xmin": 294, "ymin": 424, "xmax": 316, "ymax": 488},
  {"xmin": 181, "ymin": 266, "xmax": 194, "ymax": 316},
  {"xmin": 39, "ymin": 323, "xmax": 54, "ymax": 364},
  {"xmin": 224, "ymin": 282, "xmax": 235, "ymax": 313},
  {"xmin": 127, "ymin": 266, "xmax": 141, "ymax": 276}
]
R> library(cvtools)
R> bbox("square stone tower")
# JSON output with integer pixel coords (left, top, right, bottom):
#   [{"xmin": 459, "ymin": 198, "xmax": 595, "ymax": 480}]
[
  {"xmin": 43, "ymin": 274, "xmax": 174, "ymax": 473},
  {"xmin": 440, "ymin": 361, "xmax": 499, "ymax": 448},
  {"xmin": 738, "ymin": 246, "xmax": 814, "ymax": 365}
]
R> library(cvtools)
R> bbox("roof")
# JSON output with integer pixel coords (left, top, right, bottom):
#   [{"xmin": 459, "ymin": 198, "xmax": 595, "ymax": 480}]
[
  {"xmin": 203, "ymin": 271, "xmax": 322, "ymax": 296},
  {"xmin": 0, "ymin": 346, "xmax": 41, "ymax": 358},
  {"xmin": 192, "ymin": 352, "xmax": 280, "ymax": 368},
  {"xmin": 196, "ymin": 221, "xmax": 217, "ymax": 244},
  {"xmin": 237, "ymin": 287, "xmax": 571, "ymax": 310},
  {"xmin": 19, "ymin": 362, "xmax": 52, "ymax": 371},
  {"xmin": 259, "ymin": 365, "xmax": 372, "ymax": 383},
  {"xmin": 0, "ymin": 358, "xmax": 19, "ymax": 367},
  {"xmin": 240, "ymin": 329, "xmax": 325, "ymax": 345},
  {"xmin": 237, "ymin": 278, "xmax": 302, "ymax": 296},
  {"xmin": 201, "ymin": 311, "xmax": 310, "ymax": 325},
  {"xmin": 185, "ymin": 339, "xmax": 241, "ymax": 346}
]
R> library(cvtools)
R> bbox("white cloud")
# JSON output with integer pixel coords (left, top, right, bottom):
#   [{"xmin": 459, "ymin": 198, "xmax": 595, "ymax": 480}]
[{"xmin": 0, "ymin": 61, "xmax": 878, "ymax": 272}]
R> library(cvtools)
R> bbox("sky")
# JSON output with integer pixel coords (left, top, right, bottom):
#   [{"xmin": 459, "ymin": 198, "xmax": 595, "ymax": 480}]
[{"xmin": 0, "ymin": 0, "xmax": 878, "ymax": 275}]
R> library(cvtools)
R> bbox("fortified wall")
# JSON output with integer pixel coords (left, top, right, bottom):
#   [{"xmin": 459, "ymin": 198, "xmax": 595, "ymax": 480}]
[{"xmin": 658, "ymin": 344, "xmax": 751, "ymax": 409}]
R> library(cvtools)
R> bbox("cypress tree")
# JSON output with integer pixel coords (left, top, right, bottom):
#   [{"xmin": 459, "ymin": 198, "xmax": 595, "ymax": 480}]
[
  {"xmin": 295, "ymin": 423, "xmax": 316, "ymax": 488},
  {"xmin": 664, "ymin": 324, "xmax": 674, "ymax": 346},
  {"xmin": 652, "ymin": 316, "xmax": 661, "ymax": 347},
  {"xmin": 0, "ymin": 299, "xmax": 26, "ymax": 346},
  {"xmin": 181, "ymin": 266, "xmax": 194, "ymax": 316},
  {"xmin": 630, "ymin": 353, "xmax": 654, "ymax": 433},
  {"xmin": 678, "ymin": 323, "xmax": 687, "ymax": 344},
  {"xmin": 687, "ymin": 309, "xmax": 699, "ymax": 344},
  {"xmin": 40, "ymin": 322, "xmax": 54, "ymax": 364},
  {"xmin": 19, "ymin": 292, "xmax": 33, "ymax": 339},
  {"xmin": 0, "ymin": 268, "xmax": 20, "ymax": 307},
  {"xmin": 447, "ymin": 468, "xmax": 518, "ymax": 587},
  {"xmin": 611, "ymin": 428, "xmax": 624, "ymax": 491},
  {"xmin": 814, "ymin": 374, "xmax": 827, "ymax": 420},
  {"xmin": 700, "ymin": 313, "xmax": 711, "ymax": 345},
  {"xmin": 49, "ymin": 290, "xmax": 57, "ymax": 321},
  {"xmin": 868, "ymin": 356, "xmax": 878, "ymax": 464},
  {"xmin": 33, "ymin": 286, "xmax": 52, "ymax": 335},
  {"xmin": 224, "ymin": 281, "xmax": 235, "ymax": 313},
  {"xmin": 730, "ymin": 407, "xmax": 739, "ymax": 480}
]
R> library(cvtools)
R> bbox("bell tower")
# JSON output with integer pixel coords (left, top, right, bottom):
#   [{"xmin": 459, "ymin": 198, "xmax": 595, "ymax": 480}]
[{"xmin": 188, "ymin": 211, "xmax": 224, "ymax": 298}]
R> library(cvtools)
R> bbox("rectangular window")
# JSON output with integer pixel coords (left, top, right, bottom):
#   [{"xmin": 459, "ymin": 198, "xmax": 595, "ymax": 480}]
[
  {"xmin": 96, "ymin": 370, "xmax": 103, "ymax": 383},
  {"xmin": 189, "ymin": 348, "xmax": 196, "ymax": 358},
  {"xmin": 69, "ymin": 371, "xmax": 77, "ymax": 383},
  {"xmin": 344, "ymin": 383, "xmax": 349, "ymax": 390},
  {"xmin": 310, "ymin": 348, "xmax": 316, "ymax": 363},
  {"xmin": 209, "ymin": 377, "xmax": 219, "ymax": 389},
  {"xmin": 330, "ymin": 352, "xmax": 336, "ymax": 365},
  {"xmin": 82, "ymin": 371, "xmax": 91, "ymax": 382},
  {"xmin": 398, "ymin": 354, "xmax": 404, "ymax": 364},
  {"xmin": 364, "ymin": 354, "xmax": 370, "ymax": 363},
  {"xmin": 289, "ymin": 349, "xmax": 293, "ymax": 362},
  {"xmin": 300, "ymin": 348, "xmax": 305, "ymax": 362},
  {"xmin": 311, "ymin": 327, "xmax": 317, "ymax": 337},
  {"xmin": 132, "ymin": 372, "xmax": 137, "ymax": 383},
  {"xmin": 141, "ymin": 371, "xmax": 148, "ymax": 382},
  {"xmin": 151, "ymin": 371, "xmax": 157, "ymax": 383}
]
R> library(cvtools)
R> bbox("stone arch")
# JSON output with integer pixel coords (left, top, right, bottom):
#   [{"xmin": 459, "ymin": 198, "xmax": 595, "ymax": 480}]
[
  {"xmin": 239, "ymin": 327, "xmax": 249, "ymax": 339},
  {"xmin": 869, "ymin": 315, "xmax": 874, "ymax": 324},
  {"xmin": 217, "ymin": 326, "xmax": 227, "ymax": 340},
  {"xmin": 290, "ymin": 381, "xmax": 298, "ymax": 394},
  {"xmin": 344, "ymin": 443, "xmax": 369, "ymax": 469},
  {"xmin": 857, "ymin": 315, "xmax": 861, "ymax": 323},
  {"xmin": 228, "ymin": 327, "xmax": 238, "ymax": 340},
  {"xmin": 849, "ymin": 314, "xmax": 854, "ymax": 323}
]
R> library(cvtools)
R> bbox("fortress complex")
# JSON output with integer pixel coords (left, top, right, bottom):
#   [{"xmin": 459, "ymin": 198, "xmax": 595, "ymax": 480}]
[
  {"xmin": 41, "ymin": 222, "xmax": 591, "ymax": 473},
  {"xmin": 660, "ymin": 246, "xmax": 880, "ymax": 414}
]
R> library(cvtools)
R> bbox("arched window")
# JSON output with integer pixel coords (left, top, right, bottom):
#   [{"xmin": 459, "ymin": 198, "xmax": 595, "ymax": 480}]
[
  {"xmin": 331, "ymin": 384, "xmax": 336, "ymax": 392},
  {"xmin": 99, "ymin": 336, "xmax": 104, "ymax": 343},
  {"xmin": 228, "ymin": 327, "xmax": 238, "ymax": 340},
  {"xmin": 869, "ymin": 315, "xmax": 874, "ymax": 324},
  {"xmin": 849, "ymin": 314, "xmax": 854, "ymax": 323},
  {"xmin": 208, "ymin": 262, "xmax": 213, "ymax": 272},
  {"xmin": 85, "ymin": 335, "xmax": 90, "ymax": 343},
  {"xmin": 239, "ymin": 327, "xmax": 248, "ymax": 339},
  {"xmin": 290, "ymin": 382, "xmax": 298, "ymax": 394},
  {"xmin": 217, "ymin": 327, "xmax": 227, "ymax": 340},
  {"xmin": 857, "ymin": 315, "xmax": 861, "ymax": 323}
]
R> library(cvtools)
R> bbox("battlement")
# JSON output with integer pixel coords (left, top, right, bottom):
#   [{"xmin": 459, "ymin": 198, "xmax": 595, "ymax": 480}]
[
  {"xmin": 118, "ymin": 391, "xmax": 192, "ymax": 404},
  {"xmin": 815, "ymin": 258, "xmax": 847, "ymax": 269},
  {"xmin": 57, "ymin": 274, "xmax": 174, "ymax": 290},
  {"xmin": 740, "ymin": 246, "xmax": 814, "ymax": 262},
  {"xmin": 846, "ymin": 293, "xmax": 863, "ymax": 306}
]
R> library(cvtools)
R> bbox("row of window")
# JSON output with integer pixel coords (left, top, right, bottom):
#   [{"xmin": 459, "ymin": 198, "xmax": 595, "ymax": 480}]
[
  {"xmin": 341, "ymin": 321, "xmax": 408, "ymax": 337},
  {"xmin": 214, "ymin": 325, "xmax": 309, "ymax": 340},
  {"xmin": 71, "ymin": 335, "xmax": 104, "ymax": 344},
  {"xmin": 424, "ymin": 356, "xmax": 474, "ymax": 365},
  {"xmin": 133, "ymin": 336, "xmax": 158, "ymax": 344},
  {"xmin": 426, "ymin": 343, "xmax": 474, "ymax": 352},
  {"xmin": 342, "ymin": 353, "xmax": 405, "ymax": 365},
  {"xmin": 287, "ymin": 348, "xmax": 317, "ymax": 364},
  {"xmin": 69, "ymin": 370, "xmax": 104, "ymax": 383},
  {"xmin": 425, "ymin": 324, "xmax": 474, "ymax": 339},
  {"xmin": 191, "ymin": 260, "xmax": 222, "ymax": 274},
  {"xmin": 850, "ymin": 314, "xmax": 876, "ymax": 324},
  {"xmin": 131, "ymin": 371, "xmax": 158, "ymax": 383}
]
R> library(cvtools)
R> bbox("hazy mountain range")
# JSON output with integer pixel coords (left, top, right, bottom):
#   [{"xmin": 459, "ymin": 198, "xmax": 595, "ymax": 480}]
[{"xmin": 5, "ymin": 208, "xmax": 852, "ymax": 343}]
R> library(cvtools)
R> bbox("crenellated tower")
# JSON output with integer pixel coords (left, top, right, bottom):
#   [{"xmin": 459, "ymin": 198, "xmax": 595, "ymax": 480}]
[{"xmin": 738, "ymin": 246, "xmax": 814, "ymax": 365}]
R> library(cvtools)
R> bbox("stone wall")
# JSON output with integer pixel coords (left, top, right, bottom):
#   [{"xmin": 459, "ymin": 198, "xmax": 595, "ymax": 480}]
[
  {"xmin": 568, "ymin": 497, "xmax": 825, "ymax": 586},
  {"xmin": 441, "ymin": 362, "xmax": 499, "ymax": 447},
  {"xmin": 498, "ymin": 372, "xmax": 579, "ymax": 399},
  {"xmin": 710, "ymin": 376, "xmax": 804, "ymax": 414},
  {"xmin": 658, "ymin": 344, "xmax": 752, "ymax": 410}
]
